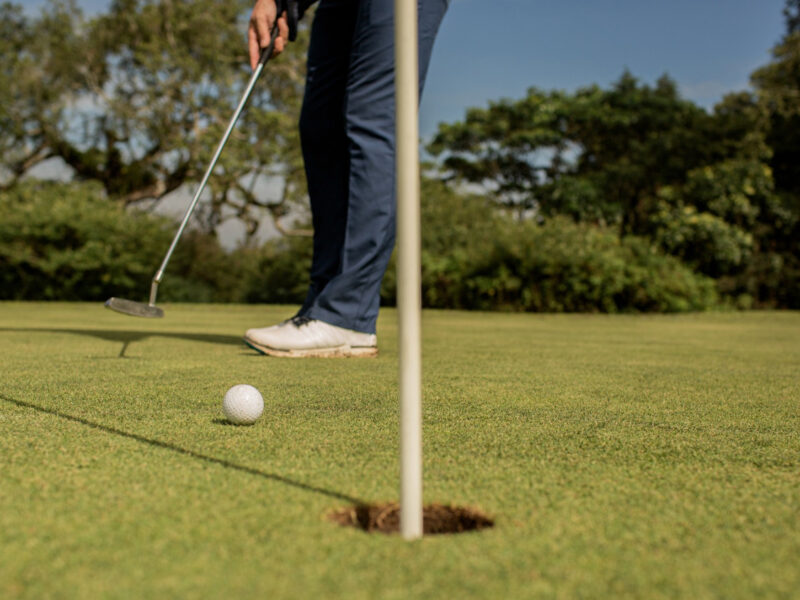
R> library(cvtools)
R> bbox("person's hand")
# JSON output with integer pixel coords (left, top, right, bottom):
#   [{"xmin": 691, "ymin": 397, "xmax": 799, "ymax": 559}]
[{"xmin": 248, "ymin": 0, "xmax": 290, "ymax": 69}]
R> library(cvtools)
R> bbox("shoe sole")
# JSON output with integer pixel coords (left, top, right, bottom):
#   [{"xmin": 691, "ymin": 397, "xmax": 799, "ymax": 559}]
[{"xmin": 243, "ymin": 337, "xmax": 378, "ymax": 358}]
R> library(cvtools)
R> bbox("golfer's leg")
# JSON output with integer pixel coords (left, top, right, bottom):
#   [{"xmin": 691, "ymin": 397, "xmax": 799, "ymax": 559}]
[
  {"xmin": 296, "ymin": 0, "xmax": 358, "ymax": 315},
  {"xmin": 306, "ymin": 0, "xmax": 448, "ymax": 334}
]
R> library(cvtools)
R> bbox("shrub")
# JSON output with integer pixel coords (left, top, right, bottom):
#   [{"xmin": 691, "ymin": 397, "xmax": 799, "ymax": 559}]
[
  {"xmin": 0, "ymin": 181, "xmax": 242, "ymax": 302},
  {"xmin": 238, "ymin": 236, "xmax": 312, "ymax": 304},
  {"xmin": 458, "ymin": 217, "xmax": 718, "ymax": 313},
  {"xmin": 1, "ymin": 180, "xmax": 719, "ymax": 312},
  {"xmin": 651, "ymin": 204, "xmax": 754, "ymax": 278},
  {"xmin": 381, "ymin": 181, "xmax": 718, "ymax": 312}
]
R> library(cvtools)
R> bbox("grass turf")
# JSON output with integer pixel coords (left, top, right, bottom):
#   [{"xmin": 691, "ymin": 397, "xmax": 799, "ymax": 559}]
[{"xmin": 1, "ymin": 302, "xmax": 798, "ymax": 599}]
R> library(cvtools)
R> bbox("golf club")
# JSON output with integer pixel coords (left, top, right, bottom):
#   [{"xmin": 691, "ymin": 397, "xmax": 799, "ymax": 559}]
[{"xmin": 105, "ymin": 21, "xmax": 280, "ymax": 318}]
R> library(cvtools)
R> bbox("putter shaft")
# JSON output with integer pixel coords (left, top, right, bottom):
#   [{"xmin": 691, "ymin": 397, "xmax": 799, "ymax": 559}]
[{"xmin": 148, "ymin": 25, "xmax": 279, "ymax": 308}]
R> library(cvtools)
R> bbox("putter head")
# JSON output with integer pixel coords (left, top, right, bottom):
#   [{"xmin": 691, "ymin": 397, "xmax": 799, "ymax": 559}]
[{"xmin": 104, "ymin": 297, "xmax": 164, "ymax": 318}]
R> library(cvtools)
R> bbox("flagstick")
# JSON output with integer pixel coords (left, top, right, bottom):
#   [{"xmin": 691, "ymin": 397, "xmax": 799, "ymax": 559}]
[{"xmin": 395, "ymin": 0, "xmax": 423, "ymax": 540}]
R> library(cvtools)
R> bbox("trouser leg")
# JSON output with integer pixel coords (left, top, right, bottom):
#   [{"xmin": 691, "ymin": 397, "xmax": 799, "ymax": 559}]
[
  {"xmin": 297, "ymin": 0, "xmax": 358, "ymax": 316},
  {"xmin": 303, "ymin": 0, "xmax": 448, "ymax": 333}
]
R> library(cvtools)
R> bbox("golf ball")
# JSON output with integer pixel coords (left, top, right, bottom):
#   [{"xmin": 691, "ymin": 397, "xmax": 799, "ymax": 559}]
[{"xmin": 222, "ymin": 384, "xmax": 264, "ymax": 425}]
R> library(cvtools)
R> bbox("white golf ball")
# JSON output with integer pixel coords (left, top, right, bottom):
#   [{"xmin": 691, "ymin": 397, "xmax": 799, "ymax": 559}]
[{"xmin": 222, "ymin": 384, "xmax": 264, "ymax": 425}]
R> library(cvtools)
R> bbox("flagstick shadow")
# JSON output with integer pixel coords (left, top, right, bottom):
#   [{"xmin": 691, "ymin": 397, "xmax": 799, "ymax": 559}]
[{"xmin": 1, "ymin": 394, "xmax": 364, "ymax": 506}]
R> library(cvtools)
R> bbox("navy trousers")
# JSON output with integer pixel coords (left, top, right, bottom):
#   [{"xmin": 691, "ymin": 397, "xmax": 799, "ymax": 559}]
[{"xmin": 296, "ymin": 0, "xmax": 448, "ymax": 334}]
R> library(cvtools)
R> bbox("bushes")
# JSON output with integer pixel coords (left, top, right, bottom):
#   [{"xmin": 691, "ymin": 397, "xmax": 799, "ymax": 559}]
[
  {"xmin": 455, "ymin": 218, "xmax": 718, "ymax": 313},
  {"xmin": 238, "ymin": 236, "xmax": 312, "ymax": 304},
  {"xmin": 1, "ymin": 180, "xmax": 718, "ymax": 312},
  {"xmin": 0, "ymin": 181, "xmax": 244, "ymax": 302},
  {"xmin": 1, "ymin": 182, "xmax": 159, "ymax": 300},
  {"xmin": 379, "ymin": 180, "xmax": 718, "ymax": 312}
]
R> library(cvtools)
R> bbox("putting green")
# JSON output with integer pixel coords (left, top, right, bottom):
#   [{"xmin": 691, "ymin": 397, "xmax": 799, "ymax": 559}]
[{"xmin": 1, "ymin": 302, "xmax": 798, "ymax": 598}]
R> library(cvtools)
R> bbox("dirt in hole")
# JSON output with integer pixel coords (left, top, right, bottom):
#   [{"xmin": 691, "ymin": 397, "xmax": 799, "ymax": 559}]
[{"xmin": 328, "ymin": 502, "xmax": 494, "ymax": 535}]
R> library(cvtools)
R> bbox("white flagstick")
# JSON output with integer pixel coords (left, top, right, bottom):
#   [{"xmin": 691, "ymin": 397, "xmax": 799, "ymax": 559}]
[{"xmin": 395, "ymin": 0, "xmax": 423, "ymax": 540}]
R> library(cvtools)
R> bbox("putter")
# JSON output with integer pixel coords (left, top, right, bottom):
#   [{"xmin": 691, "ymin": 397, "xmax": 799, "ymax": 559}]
[{"xmin": 105, "ymin": 22, "xmax": 280, "ymax": 318}]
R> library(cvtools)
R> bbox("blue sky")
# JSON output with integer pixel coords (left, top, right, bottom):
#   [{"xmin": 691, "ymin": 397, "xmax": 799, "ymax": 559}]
[{"xmin": 24, "ymin": 0, "xmax": 788, "ymax": 137}]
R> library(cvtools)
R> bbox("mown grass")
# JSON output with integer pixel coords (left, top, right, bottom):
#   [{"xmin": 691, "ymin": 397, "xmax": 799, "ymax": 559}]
[{"xmin": 1, "ymin": 302, "xmax": 798, "ymax": 599}]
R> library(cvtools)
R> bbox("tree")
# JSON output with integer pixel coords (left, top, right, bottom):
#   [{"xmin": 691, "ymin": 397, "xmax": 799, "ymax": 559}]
[
  {"xmin": 786, "ymin": 0, "xmax": 799, "ymax": 34},
  {"xmin": 556, "ymin": 74, "xmax": 725, "ymax": 234},
  {"xmin": 745, "ymin": 0, "xmax": 800, "ymax": 306},
  {"xmin": 0, "ymin": 1, "xmax": 84, "ymax": 184},
  {"xmin": 426, "ymin": 87, "xmax": 573, "ymax": 218},
  {"xmin": 428, "ymin": 73, "xmax": 750, "ymax": 235},
  {"xmin": 751, "ymin": 6, "xmax": 800, "ymax": 197},
  {"xmin": 0, "ymin": 0, "xmax": 310, "ymax": 239},
  {"xmin": 427, "ymin": 64, "xmax": 797, "ymax": 307}
]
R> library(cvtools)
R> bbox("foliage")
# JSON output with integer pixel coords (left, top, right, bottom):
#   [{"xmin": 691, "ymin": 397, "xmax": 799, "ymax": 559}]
[
  {"xmin": 651, "ymin": 204, "xmax": 753, "ymax": 280},
  {"xmin": 443, "ymin": 218, "xmax": 717, "ymax": 313},
  {"xmin": 751, "ymin": 31, "xmax": 800, "ymax": 196},
  {"xmin": 429, "ymin": 40, "xmax": 800, "ymax": 308},
  {"xmin": 238, "ymin": 235, "xmax": 312, "ymax": 304},
  {"xmin": 0, "ymin": 181, "xmax": 244, "ymax": 302},
  {"xmin": 0, "ymin": 0, "xmax": 310, "ymax": 238},
  {"xmin": 1, "ymin": 180, "xmax": 716, "ymax": 313},
  {"xmin": 427, "ymin": 74, "xmax": 761, "ymax": 234},
  {"xmin": 380, "ymin": 180, "xmax": 717, "ymax": 313},
  {"xmin": 745, "ymin": 4, "xmax": 800, "ymax": 306},
  {"xmin": 785, "ymin": 0, "xmax": 799, "ymax": 34},
  {"xmin": 648, "ymin": 160, "xmax": 777, "ymax": 277},
  {"xmin": 426, "ymin": 88, "xmax": 573, "ymax": 218}
]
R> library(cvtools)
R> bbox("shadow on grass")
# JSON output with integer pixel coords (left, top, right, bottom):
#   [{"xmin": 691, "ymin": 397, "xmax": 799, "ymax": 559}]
[
  {"xmin": 0, "ymin": 327, "xmax": 245, "ymax": 357},
  {"xmin": 1, "ymin": 394, "xmax": 364, "ymax": 505}
]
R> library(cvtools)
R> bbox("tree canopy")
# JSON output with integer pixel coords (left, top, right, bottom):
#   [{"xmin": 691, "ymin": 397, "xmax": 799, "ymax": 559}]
[
  {"xmin": 0, "ymin": 0, "xmax": 310, "ymax": 238},
  {"xmin": 427, "ymin": 3, "xmax": 800, "ymax": 308},
  {"xmin": 786, "ymin": 0, "xmax": 800, "ymax": 34}
]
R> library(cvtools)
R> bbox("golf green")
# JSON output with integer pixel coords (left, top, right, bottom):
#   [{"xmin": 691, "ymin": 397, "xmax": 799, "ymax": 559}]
[{"xmin": 1, "ymin": 303, "xmax": 798, "ymax": 598}]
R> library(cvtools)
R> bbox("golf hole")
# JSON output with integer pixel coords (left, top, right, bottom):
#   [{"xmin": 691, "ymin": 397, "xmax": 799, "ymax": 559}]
[{"xmin": 329, "ymin": 503, "xmax": 494, "ymax": 535}]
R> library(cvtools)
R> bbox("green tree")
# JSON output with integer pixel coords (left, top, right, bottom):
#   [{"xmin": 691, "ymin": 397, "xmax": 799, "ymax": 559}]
[
  {"xmin": 556, "ymin": 74, "xmax": 723, "ymax": 234},
  {"xmin": 427, "ymin": 88, "xmax": 573, "ymax": 218},
  {"xmin": 785, "ymin": 0, "xmax": 799, "ymax": 34},
  {"xmin": 428, "ymin": 59, "xmax": 795, "ymax": 306},
  {"xmin": 428, "ymin": 73, "xmax": 759, "ymax": 235},
  {"xmin": 0, "ymin": 0, "xmax": 310, "ymax": 239},
  {"xmin": 751, "ymin": 4, "xmax": 800, "ymax": 197},
  {"xmin": 745, "ymin": 0, "xmax": 800, "ymax": 306}
]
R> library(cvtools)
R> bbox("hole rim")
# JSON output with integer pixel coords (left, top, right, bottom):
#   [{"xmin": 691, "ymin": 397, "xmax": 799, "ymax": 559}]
[{"xmin": 328, "ymin": 502, "xmax": 495, "ymax": 535}]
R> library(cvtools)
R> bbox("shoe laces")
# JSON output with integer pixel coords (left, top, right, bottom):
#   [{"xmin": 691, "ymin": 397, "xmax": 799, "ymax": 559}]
[{"xmin": 290, "ymin": 315, "xmax": 312, "ymax": 327}]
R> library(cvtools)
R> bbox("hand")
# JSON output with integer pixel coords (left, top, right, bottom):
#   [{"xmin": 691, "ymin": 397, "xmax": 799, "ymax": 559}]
[{"xmin": 248, "ymin": 0, "xmax": 290, "ymax": 69}]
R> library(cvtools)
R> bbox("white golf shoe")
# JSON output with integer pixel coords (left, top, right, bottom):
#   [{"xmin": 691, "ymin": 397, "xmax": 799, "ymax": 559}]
[{"xmin": 243, "ymin": 316, "xmax": 378, "ymax": 358}]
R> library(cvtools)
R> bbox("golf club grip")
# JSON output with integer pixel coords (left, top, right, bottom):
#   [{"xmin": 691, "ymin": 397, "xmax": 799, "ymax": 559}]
[
  {"xmin": 258, "ymin": 20, "xmax": 281, "ymax": 66},
  {"xmin": 287, "ymin": 0, "xmax": 299, "ymax": 41}
]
